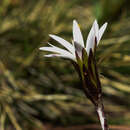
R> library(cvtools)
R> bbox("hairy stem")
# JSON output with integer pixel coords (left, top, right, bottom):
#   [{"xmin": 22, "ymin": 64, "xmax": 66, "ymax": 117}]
[{"xmin": 96, "ymin": 101, "xmax": 109, "ymax": 130}]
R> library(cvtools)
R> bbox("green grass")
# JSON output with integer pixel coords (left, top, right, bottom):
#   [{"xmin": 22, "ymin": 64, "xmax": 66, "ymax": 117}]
[{"xmin": 0, "ymin": 0, "xmax": 130, "ymax": 129}]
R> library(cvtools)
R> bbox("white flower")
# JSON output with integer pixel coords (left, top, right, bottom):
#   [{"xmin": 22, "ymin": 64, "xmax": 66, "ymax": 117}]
[{"xmin": 39, "ymin": 20, "xmax": 107, "ymax": 62}]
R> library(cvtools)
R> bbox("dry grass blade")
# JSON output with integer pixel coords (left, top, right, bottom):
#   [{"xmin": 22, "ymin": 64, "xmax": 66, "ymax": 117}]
[
  {"xmin": 0, "ymin": 109, "xmax": 6, "ymax": 130},
  {"xmin": 4, "ymin": 104, "xmax": 22, "ymax": 130},
  {"xmin": 0, "ymin": 0, "xmax": 130, "ymax": 129}
]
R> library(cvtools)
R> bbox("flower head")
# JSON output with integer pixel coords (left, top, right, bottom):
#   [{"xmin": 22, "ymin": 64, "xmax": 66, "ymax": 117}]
[
  {"xmin": 40, "ymin": 20, "xmax": 107, "ymax": 62},
  {"xmin": 39, "ymin": 20, "xmax": 109, "ymax": 128}
]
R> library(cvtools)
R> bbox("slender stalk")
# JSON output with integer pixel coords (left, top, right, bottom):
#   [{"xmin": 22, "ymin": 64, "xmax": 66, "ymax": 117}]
[
  {"xmin": 96, "ymin": 101, "xmax": 109, "ymax": 130},
  {"xmin": 80, "ymin": 76, "xmax": 109, "ymax": 130}
]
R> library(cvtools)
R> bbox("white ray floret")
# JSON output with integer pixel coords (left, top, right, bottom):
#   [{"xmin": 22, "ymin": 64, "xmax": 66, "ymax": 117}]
[
  {"xmin": 40, "ymin": 20, "xmax": 107, "ymax": 62},
  {"xmin": 98, "ymin": 23, "xmax": 107, "ymax": 44},
  {"xmin": 39, "ymin": 43, "xmax": 75, "ymax": 61},
  {"xmin": 44, "ymin": 54, "xmax": 75, "ymax": 61},
  {"xmin": 86, "ymin": 20, "xmax": 107, "ymax": 54},
  {"xmin": 73, "ymin": 20, "xmax": 84, "ymax": 47},
  {"xmin": 49, "ymin": 34, "xmax": 75, "ymax": 54}
]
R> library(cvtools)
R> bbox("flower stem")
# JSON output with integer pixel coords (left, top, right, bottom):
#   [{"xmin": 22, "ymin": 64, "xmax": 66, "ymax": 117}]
[{"xmin": 96, "ymin": 101, "xmax": 109, "ymax": 130}]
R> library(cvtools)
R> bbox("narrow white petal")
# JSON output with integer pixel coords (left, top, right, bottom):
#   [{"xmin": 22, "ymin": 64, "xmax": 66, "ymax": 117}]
[
  {"xmin": 94, "ymin": 20, "xmax": 99, "ymax": 38},
  {"xmin": 49, "ymin": 34, "xmax": 75, "ymax": 54},
  {"xmin": 44, "ymin": 54, "xmax": 76, "ymax": 61},
  {"xmin": 44, "ymin": 54, "xmax": 58, "ymax": 57},
  {"xmin": 86, "ymin": 21, "xmax": 96, "ymax": 55},
  {"xmin": 39, "ymin": 46, "xmax": 73, "ymax": 58},
  {"xmin": 98, "ymin": 22, "xmax": 107, "ymax": 45},
  {"xmin": 73, "ymin": 20, "xmax": 84, "ymax": 47}
]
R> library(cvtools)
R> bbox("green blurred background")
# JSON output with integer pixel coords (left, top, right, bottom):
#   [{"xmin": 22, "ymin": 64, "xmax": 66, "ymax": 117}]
[{"xmin": 0, "ymin": 0, "xmax": 130, "ymax": 130}]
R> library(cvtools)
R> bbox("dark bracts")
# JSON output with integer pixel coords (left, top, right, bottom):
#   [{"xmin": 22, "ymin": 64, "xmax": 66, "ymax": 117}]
[{"xmin": 73, "ymin": 43, "xmax": 109, "ymax": 130}]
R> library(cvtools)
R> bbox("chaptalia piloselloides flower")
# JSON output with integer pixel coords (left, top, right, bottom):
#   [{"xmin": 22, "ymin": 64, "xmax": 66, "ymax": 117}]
[
  {"xmin": 39, "ymin": 20, "xmax": 107, "ymax": 62},
  {"xmin": 39, "ymin": 20, "xmax": 109, "ymax": 130}
]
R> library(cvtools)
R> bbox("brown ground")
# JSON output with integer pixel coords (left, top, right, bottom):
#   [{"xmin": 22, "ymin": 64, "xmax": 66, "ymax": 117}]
[{"xmin": 44, "ymin": 124, "xmax": 130, "ymax": 130}]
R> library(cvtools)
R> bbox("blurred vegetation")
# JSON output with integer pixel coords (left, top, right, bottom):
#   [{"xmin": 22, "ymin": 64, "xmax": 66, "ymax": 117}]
[{"xmin": 0, "ymin": 0, "xmax": 130, "ymax": 129}]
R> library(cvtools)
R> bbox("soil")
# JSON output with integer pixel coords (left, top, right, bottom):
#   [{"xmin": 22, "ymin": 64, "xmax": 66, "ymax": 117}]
[{"xmin": 44, "ymin": 124, "xmax": 130, "ymax": 130}]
